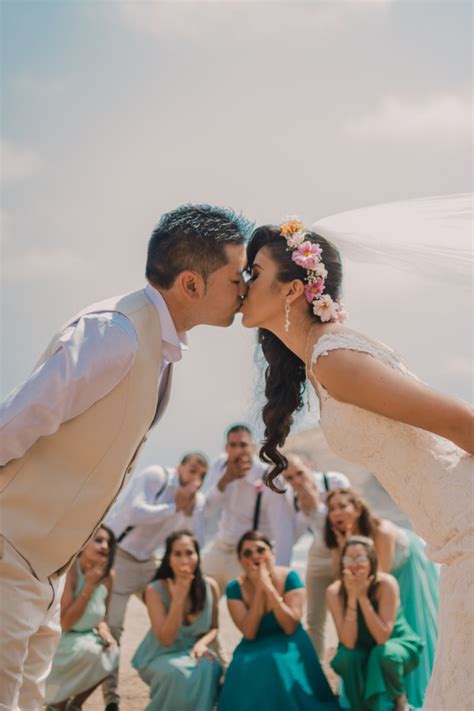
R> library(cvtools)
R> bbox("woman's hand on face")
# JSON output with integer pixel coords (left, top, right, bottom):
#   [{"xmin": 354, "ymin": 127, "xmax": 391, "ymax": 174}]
[
  {"xmin": 342, "ymin": 568, "xmax": 358, "ymax": 598},
  {"xmin": 258, "ymin": 562, "xmax": 274, "ymax": 590},
  {"xmin": 168, "ymin": 569, "xmax": 194, "ymax": 601},
  {"xmin": 332, "ymin": 524, "xmax": 352, "ymax": 550},
  {"xmin": 354, "ymin": 569, "xmax": 374, "ymax": 600},
  {"xmin": 83, "ymin": 563, "xmax": 107, "ymax": 589}
]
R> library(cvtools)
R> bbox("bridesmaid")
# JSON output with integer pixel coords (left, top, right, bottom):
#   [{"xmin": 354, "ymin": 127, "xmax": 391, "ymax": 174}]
[
  {"xmin": 45, "ymin": 525, "xmax": 118, "ymax": 710},
  {"xmin": 327, "ymin": 536, "xmax": 424, "ymax": 711},
  {"xmin": 132, "ymin": 530, "xmax": 222, "ymax": 711},
  {"xmin": 325, "ymin": 488, "xmax": 438, "ymax": 709},
  {"xmin": 219, "ymin": 530, "xmax": 340, "ymax": 711}
]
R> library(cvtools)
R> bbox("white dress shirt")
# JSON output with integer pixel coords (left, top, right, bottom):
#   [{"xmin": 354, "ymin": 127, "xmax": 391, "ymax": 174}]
[
  {"xmin": 106, "ymin": 465, "xmax": 205, "ymax": 560},
  {"xmin": 275, "ymin": 470, "xmax": 351, "ymax": 566},
  {"xmin": 0, "ymin": 285, "xmax": 187, "ymax": 466},
  {"xmin": 203, "ymin": 454, "xmax": 283, "ymax": 553}
]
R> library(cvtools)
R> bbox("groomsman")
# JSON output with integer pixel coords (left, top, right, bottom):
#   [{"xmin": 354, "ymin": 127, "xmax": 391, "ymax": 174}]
[
  {"xmin": 202, "ymin": 424, "xmax": 284, "ymax": 594},
  {"xmin": 102, "ymin": 452, "xmax": 208, "ymax": 710},
  {"xmin": 0, "ymin": 204, "xmax": 248, "ymax": 710},
  {"xmin": 278, "ymin": 452, "xmax": 350, "ymax": 656}
]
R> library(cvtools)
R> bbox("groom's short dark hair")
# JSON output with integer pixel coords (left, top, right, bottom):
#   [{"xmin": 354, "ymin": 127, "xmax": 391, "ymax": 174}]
[{"xmin": 146, "ymin": 204, "xmax": 251, "ymax": 289}]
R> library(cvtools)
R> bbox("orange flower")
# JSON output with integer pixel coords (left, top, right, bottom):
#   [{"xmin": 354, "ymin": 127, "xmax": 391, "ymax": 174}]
[{"xmin": 280, "ymin": 219, "xmax": 304, "ymax": 237}]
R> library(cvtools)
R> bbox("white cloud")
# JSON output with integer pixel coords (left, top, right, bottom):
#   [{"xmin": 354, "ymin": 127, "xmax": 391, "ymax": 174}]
[
  {"xmin": 116, "ymin": 0, "xmax": 393, "ymax": 38},
  {"xmin": 343, "ymin": 92, "xmax": 472, "ymax": 140},
  {"xmin": 1, "ymin": 139, "xmax": 42, "ymax": 184},
  {"xmin": 4, "ymin": 249, "xmax": 92, "ymax": 280}
]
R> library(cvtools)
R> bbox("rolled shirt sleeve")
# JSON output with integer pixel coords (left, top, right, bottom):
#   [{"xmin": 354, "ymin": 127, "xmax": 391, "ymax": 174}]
[{"xmin": 0, "ymin": 312, "xmax": 137, "ymax": 466}]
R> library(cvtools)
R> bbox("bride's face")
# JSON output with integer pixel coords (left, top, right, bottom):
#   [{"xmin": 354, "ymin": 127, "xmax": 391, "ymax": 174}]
[{"xmin": 241, "ymin": 247, "xmax": 288, "ymax": 329}]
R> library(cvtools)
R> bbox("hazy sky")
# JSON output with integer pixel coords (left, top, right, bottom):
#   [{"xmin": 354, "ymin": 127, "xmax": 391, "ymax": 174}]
[{"xmin": 2, "ymin": 0, "xmax": 472, "ymax": 468}]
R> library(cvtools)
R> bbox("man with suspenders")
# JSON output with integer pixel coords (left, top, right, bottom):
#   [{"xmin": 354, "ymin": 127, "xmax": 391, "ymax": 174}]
[
  {"xmin": 201, "ymin": 424, "xmax": 283, "ymax": 595},
  {"xmin": 102, "ymin": 452, "xmax": 208, "ymax": 709}
]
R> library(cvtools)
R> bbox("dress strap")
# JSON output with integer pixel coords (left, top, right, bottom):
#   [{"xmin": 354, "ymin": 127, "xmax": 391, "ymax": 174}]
[{"xmin": 311, "ymin": 331, "xmax": 406, "ymax": 372}]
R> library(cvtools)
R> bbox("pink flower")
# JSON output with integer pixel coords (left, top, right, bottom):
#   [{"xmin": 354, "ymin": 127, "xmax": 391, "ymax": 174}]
[
  {"xmin": 292, "ymin": 241, "xmax": 322, "ymax": 270},
  {"xmin": 254, "ymin": 479, "xmax": 265, "ymax": 493},
  {"xmin": 336, "ymin": 302, "xmax": 348, "ymax": 323},
  {"xmin": 304, "ymin": 279, "xmax": 324, "ymax": 303},
  {"xmin": 313, "ymin": 294, "xmax": 339, "ymax": 322}
]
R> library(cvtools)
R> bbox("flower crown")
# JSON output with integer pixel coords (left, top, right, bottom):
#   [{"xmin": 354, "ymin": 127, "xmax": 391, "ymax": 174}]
[{"xmin": 279, "ymin": 218, "xmax": 346, "ymax": 323}]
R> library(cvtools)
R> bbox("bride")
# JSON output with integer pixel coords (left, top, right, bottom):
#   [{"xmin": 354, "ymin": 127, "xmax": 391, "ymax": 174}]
[{"xmin": 240, "ymin": 209, "xmax": 473, "ymax": 711}]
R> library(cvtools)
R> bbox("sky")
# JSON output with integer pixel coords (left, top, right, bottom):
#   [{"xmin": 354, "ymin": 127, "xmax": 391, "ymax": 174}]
[{"xmin": 1, "ymin": 0, "xmax": 472, "ymax": 469}]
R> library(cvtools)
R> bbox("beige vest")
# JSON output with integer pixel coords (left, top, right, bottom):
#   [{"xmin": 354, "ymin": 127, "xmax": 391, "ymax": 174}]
[{"xmin": 0, "ymin": 289, "xmax": 167, "ymax": 579}]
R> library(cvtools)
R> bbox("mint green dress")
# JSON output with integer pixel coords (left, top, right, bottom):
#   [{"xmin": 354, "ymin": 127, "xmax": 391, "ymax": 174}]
[
  {"xmin": 331, "ymin": 598, "xmax": 424, "ymax": 711},
  {"xmin": 132, "ymin": 579, "xmax": 222, "ymax": 711},
  {"xmin": 45, "ymin": 562, "xmax": 119, "ymax": 704},
  {"xmin": 219, "ymin": 570, "xmax": 340, "ymax": 711}
]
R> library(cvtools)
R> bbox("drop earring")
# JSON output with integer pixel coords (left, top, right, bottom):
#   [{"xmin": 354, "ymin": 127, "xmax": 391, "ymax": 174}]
[{"xmin": 284, "ymin": 300, "xmax": 291, "ymax": 332}]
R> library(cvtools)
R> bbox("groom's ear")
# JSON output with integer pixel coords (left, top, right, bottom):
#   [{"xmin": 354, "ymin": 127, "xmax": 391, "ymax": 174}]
[
  {"xmin": 176, "ymin": 271, "xmax": 206, "ymax": 301},
  {"xmin": 285, "ymin": 279, "xmax": 305, "ymax": 302}
]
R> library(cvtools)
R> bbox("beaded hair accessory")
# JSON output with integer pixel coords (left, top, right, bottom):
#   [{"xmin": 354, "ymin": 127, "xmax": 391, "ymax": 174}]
[{"xmin": 279, "ymin": 218, "xmax": 347, "ymax": 323}]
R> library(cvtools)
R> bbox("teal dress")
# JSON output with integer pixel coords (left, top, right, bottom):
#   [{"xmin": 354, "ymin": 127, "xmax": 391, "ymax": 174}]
[
  {"xmin": 132, "ymin": 579, "xmax": 222, "ymax": 711},
  {"xmin": 331, "ymin": 596, "xmax": 424, "ymax": 711},
  {"xmin": 45, "ymin": 562, "xmax": 119, "ymax": 705},
  {"xmin": 390, "ymin": 528, "xmax": 439, "ymax": 709},
  {"xmin": 219, "ymin": 570, "xmax": 340, "ymax": 711}
]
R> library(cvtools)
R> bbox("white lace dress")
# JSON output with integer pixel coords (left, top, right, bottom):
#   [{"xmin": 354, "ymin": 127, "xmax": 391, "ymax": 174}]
[{"xmin": 311, "ymin": 332, "xmax": 473, "ymax": 711}]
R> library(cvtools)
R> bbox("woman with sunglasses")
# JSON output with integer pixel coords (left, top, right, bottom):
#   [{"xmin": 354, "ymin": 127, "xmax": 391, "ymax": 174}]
[
  {"xmin": 325, "ymin": 488, "xmax": 438, "ymax": 710},
  {"xmin": 327, "ymin": 536, "xmax": 424, "ymax": 711},
  {"xmin": 218, "ymin": 530, "xmax": 340, "ymax": 710},
  {"xmin": 131, "ymin": 529, "xmax": 222, "ymax": 711}
]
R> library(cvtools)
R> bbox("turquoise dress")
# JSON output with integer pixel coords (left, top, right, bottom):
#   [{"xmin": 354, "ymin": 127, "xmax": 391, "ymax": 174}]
[
  {"xmin": 390, "ymin": 528, "xmax": 439, "ymax": 709},
  {"xmin": 132, "ymin": 579, "xmax": 222, "ymax": 711},
  {"xmin": 45, "ymin": 562, "xmax": 119, "ymax": 705},
  {"xmin": 331, "ymin": 598, "xmax": 424, "ymax": 711},
  {"xmin": 219, "ymin": 570, "xmax": 340, "ymax": 711}
]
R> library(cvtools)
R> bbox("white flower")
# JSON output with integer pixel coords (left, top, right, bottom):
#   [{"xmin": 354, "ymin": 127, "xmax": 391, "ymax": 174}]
[
  {"xmin": 286, "ymin": 230, "xmax": 306, "ymax": 248},
  {"xmin": 313, "ymin": 295, "xmax": 339, "ymax": 322}
]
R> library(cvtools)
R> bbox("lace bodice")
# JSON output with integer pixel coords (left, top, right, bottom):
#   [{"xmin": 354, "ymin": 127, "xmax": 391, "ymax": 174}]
[{"xmin": 310, "ymin": 331, "xmax": 473, "ymax": 562}]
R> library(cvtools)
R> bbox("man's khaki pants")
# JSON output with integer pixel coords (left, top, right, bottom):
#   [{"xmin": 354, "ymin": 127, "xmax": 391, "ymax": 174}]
[
  {"xmin": 305, "ymin": 541, "xmax": 334, "ymax": 659},
  {"xmin": 201, "ymin": 539, "xmax": 241, "ymax": 597},
  {"xmin": 102, "ymin": 546, "xmax": 159, "ymax": 706},
  {"xmin": 0, "ymin": 535, "xmax": 64, "ymax": 711}
]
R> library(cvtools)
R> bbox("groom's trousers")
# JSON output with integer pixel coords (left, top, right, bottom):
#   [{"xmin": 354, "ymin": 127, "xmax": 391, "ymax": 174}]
[{"xmin": 0, "ymin": 535, "xmax": 64, "ymax": 711}]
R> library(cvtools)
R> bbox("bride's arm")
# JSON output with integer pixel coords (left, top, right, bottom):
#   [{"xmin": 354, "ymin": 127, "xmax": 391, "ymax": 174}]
[{"xmin": 311, "ymin": 350, "xmax": 474, "ymax": 454}]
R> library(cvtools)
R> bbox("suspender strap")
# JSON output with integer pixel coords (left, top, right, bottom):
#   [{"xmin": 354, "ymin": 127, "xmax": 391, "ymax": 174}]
[
  {"xmin": 293, "ymin": 494, "xmax": 300, "ymax": 513},
  {"xmin": 117, "ymin": 467, "xmax": 170, "ymax": 543},
  {"xmin": 252, "ymin": 491, "xmax": 263, "ymax": 530},
  {"xmin": 323, "ymin": 472, "xmax": 330, "ymax": 492}
]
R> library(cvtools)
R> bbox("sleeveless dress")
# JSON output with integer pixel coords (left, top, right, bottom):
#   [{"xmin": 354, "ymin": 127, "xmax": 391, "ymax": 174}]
[
  {"xmin": 311, "ymin": 331, "xmax": 474, "ymax": 711},
  {"xmin": 45, "ymin": 562, "xmax": 119, "ymax": 704},
  {"xmin": 132, "ymin": 579, "xmax": 222, "ymax": 711},
  {"xmin": 331, "ymin": 596, "xmax": 424, "ymax": 711},
  {"xmin": 218, "ymin": 570, "xmax": 340, "ymax": 711}
]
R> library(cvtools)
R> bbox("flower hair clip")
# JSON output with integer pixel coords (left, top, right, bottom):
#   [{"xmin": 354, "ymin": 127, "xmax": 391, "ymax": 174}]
[{"xmin": 279, "ymin": 218, "xmax": 347, "ymax": 323}]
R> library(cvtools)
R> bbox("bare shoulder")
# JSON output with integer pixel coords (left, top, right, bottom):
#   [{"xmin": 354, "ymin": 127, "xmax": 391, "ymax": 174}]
[{"xmin": 376, "ymin": 572, "xmax": 399, "ymax": 594}]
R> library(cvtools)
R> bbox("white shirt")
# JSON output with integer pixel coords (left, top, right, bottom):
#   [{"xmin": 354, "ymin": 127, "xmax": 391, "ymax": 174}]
[
  {"xmin": 0, "ymin": 285, "xmax": 187, "ymax": 466},
  {"xmin": 275, "ymin": 470, "xmax": 351, "ymax": 566},
  {"xmin": 106, "ymin": 465, "xmax": 205, "ymax": 561},
  {"xmin": 203, "ymin": 454, "xmax": 284, "ymax": 557}
]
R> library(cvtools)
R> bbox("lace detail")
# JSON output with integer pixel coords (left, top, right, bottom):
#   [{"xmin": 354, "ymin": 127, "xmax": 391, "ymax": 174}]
[{"xmin": 311, "ymin": 331, "xmax": 411, "ymax": 373}]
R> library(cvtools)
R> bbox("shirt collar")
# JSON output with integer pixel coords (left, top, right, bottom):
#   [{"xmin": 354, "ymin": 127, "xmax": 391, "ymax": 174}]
[{"xmin": 144, "ymin": 283, "xmax": 188, "ymax": 363}]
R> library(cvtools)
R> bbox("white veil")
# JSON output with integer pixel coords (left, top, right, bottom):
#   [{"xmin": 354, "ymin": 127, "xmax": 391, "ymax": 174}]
[{"xmin": 308, "ymin": 193, "xmax": 473, "ymax": 401}]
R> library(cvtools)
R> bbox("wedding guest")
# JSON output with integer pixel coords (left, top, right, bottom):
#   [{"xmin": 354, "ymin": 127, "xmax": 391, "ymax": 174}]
[
  {"xmin": 132, "ymin": 530, "xmax": 221, "ymax": 711},
  {"xmin": 277, "ymin": 451, "xmax": 350, "ymax": 656},
  {"xmin": 202, "ymin": 425, "xmax": 282, "ymax": 594},
  {"xmin": 45, "ymin": 525, "xmax": 118, "ymax": 710},
  {"xmin": 218, "ymin": 530, "xmax": 340, "ymax": 711},
  {"xmin": 102, "ymin": 452, "xmax": 208, "ymax": 709},
  {"xmin": 327, "ymin": 536, "xmax": 424, "ymax": 711},
  {"xmin": 325, "ymin": 488, "xmax": 438, "ymax": 709}
]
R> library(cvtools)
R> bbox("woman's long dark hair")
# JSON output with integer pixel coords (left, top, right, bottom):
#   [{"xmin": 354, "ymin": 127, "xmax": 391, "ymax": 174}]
[
  {"xmin": 247, "ymin": 226, "xmax": 343, "ymax": 491},
  {"xmin": 153, "ymin": 530, "xmax": 206, "ymax": 614},
  {"xmin": 324, "ymin": 488, "xmax": 380, "ymax": 549},
  {"xmin": 340, "ymin": 536, "xmax": 379, "ymax": 609}
]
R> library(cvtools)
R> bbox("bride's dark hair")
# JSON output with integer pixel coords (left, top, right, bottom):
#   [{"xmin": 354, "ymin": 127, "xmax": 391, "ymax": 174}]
[{"xmin": 246, "ymin": 225, "xmax": 343, "ymax": 492}]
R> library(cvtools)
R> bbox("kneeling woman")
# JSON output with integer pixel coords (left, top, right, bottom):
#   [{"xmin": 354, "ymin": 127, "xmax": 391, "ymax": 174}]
[
  {"xmin": 45, "ymin": 525, "xmax": 119, "ymax": 710},
  {"xmin": 327, "ymin": 536, "xmax": 424, "ymax": 711},
  {"xmin": 219, "ymin": 530, "xmax": 340, "ymax": 711},
  {"xmin": 132, "ymin": 530, "xmax": 222, "ymax": 711}
]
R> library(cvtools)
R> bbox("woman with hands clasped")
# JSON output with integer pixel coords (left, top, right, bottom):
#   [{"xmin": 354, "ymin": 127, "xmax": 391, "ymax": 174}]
[
  {"xmin": 45, "ymin": 525, "xmax": 119, "ymax": 710},
  {"xmin": 132, "ymin": 530, "xmax": 222, "ymax": 711},
  {"xmin": 219, "ymin": 530, "xmax": 340, "ymax": 711},
  {"xmin": 327, "ymin": 536, "xmax": 423, "ymax": 711},
  {"xmin": 325, "ymin": 488, "xmax": 438, "ymax": 709}
]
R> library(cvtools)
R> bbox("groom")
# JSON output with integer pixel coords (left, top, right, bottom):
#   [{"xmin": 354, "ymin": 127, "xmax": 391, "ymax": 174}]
[{"xmin": 0, "ymin": 204, "xmax": 249, "ymax": 711}]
